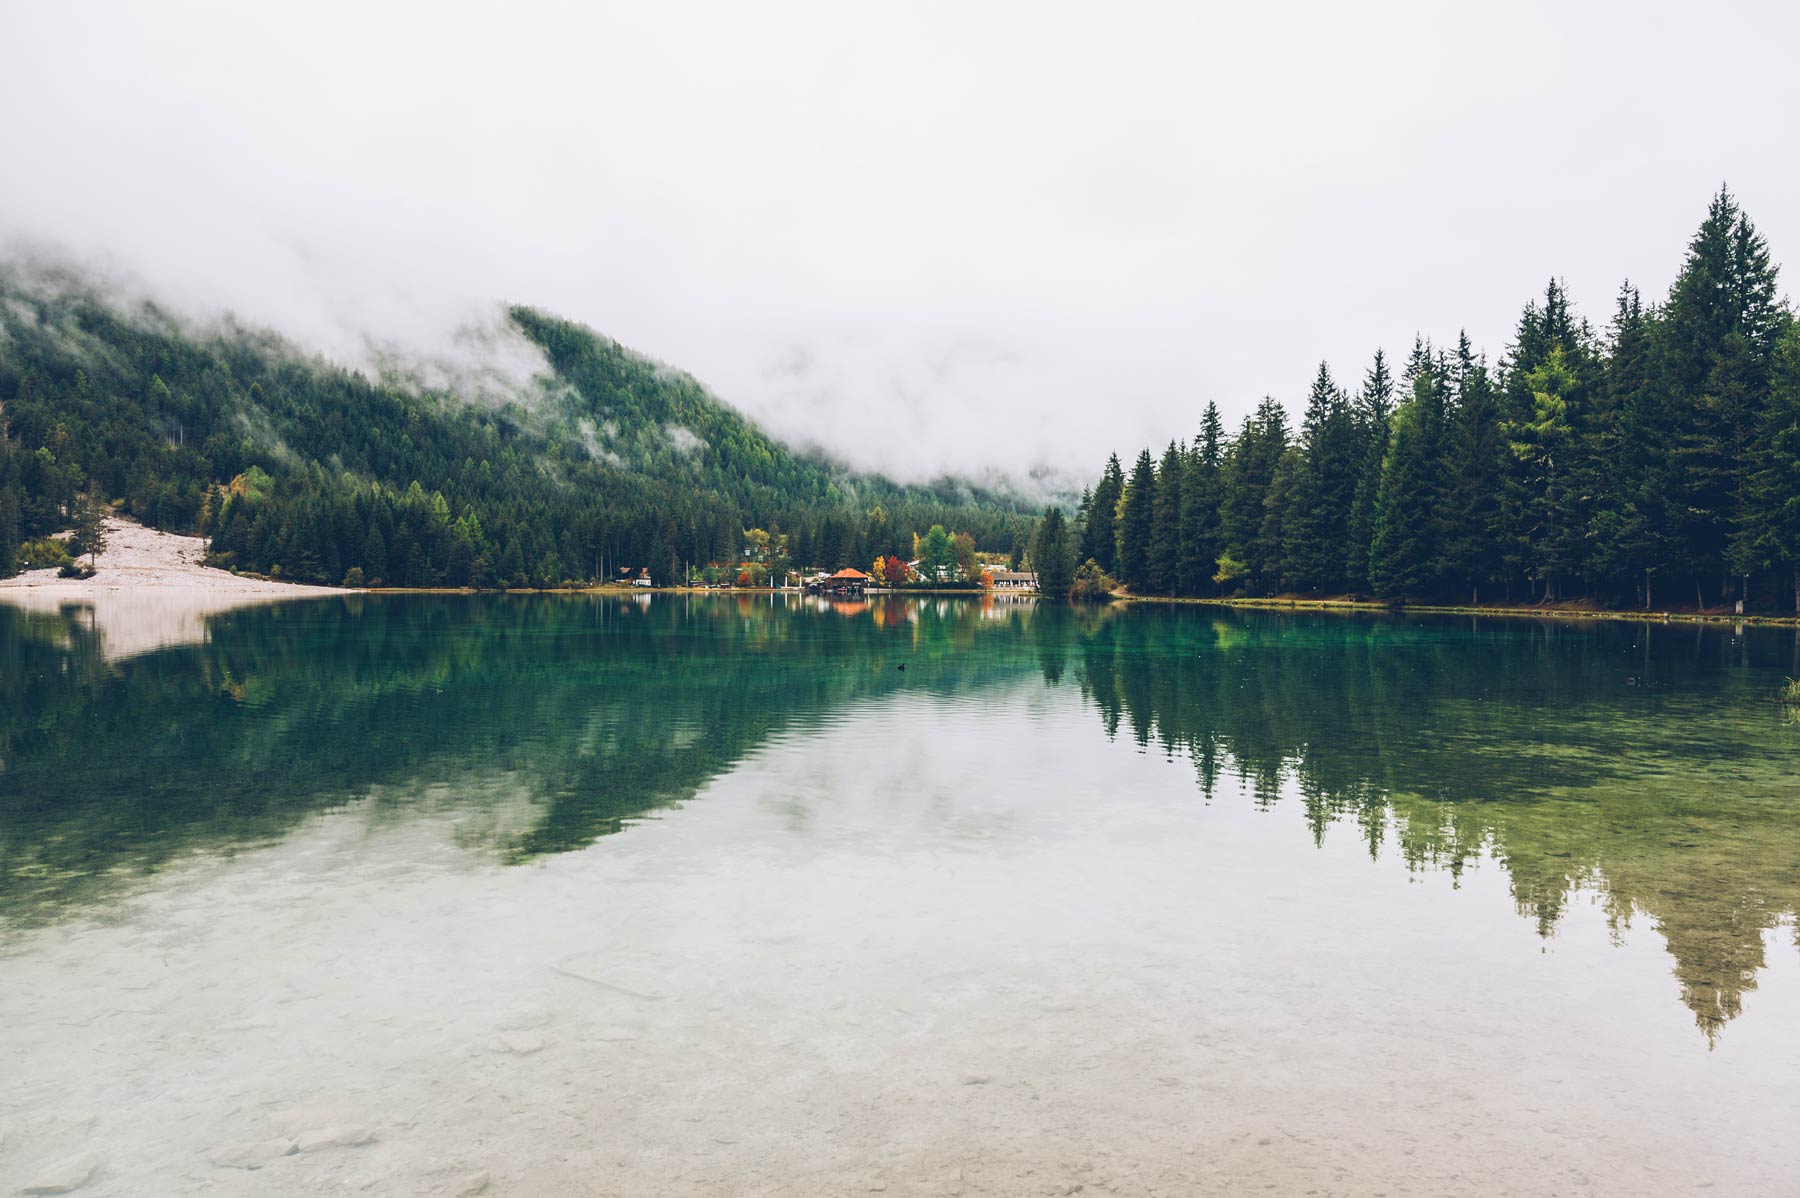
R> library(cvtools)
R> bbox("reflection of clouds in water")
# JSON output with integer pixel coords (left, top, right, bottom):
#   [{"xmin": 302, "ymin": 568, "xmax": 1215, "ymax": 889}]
[
  {"xmin": 2, "ymin": 596, "xmax": 1798, "ymax": 1049},
  {"xmin": 0, "ymin": 594, "xmax": 1046, "ymax": 932},
  {"xmin": 1, "ymin": 687, "xmax": 1796, "ymax": 1197},
  {"xmin": 1070, "ymin": 611, "xmax": 1800, "ymax": 1041}
]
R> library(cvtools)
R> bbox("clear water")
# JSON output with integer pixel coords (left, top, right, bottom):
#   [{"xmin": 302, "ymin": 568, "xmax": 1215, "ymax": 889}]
[{"xmin": 2, "ymin": 594, "xmax": 1797, "ymax": 1195}]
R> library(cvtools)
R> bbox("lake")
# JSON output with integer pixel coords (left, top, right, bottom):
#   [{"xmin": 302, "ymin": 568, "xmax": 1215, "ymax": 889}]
[{"xmin": 2, "ymin": 593, "xmax": 1798, "ymax": 1196}]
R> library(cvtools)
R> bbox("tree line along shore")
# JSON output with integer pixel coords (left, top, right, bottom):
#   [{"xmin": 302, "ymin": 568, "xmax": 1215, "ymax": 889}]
[
  {"xmin": 4, "ymin": 187, "xmax": 1797, "ymax": 615},
  {"xmin": 1067, "ymin": 189, "xmax": 1800, "ymax": 615}
]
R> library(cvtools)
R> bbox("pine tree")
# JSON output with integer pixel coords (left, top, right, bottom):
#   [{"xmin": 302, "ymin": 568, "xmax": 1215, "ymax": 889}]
[
  {"xmin": 0, "ymin": 485, "xmax": 19, "ymax": 579},
  {"xmin": 362, "ymin": 525, "xmax": 389, "ymax": 583},
  {"xmin": 1505, "ymin": 346, "xmax": 1579, "ymax": 600},
  {"xmin": 1662, "ymin": 188, "xmax": 1788, "ymax": 601},
  {"xmin": 1439, "ymin": 332, "xmax": 1507, "ymax": 602},
  {"xmin": 1083, "ymin": 454, "xmax": 1125, "ymax": 575},
  {"xmin": 1345, "ymin": 350, "xmax": 1394, "ymax": 592},
  {"xmin": 1177, "ymin": 405, "xmax": 1226, "ymax": 596},
  {"xmin": 1283, "ymin": 362, "xmax": 1356, "ymax": 592},
  {"xmin": 1495, "ymin": 280, "xmax": 1599, "ymax": 597},
  {"xmin": 1114, "ymin": 449, "xmax": 1157, "ymax": 591},
  {"xmin": 73, "ymin": 491, "xmax": 109, "ymax": 566},
  {"xmin": 499, "ymin": 538, "xmax": 526, "ymax": 588},
  {"xmin": 1369, "ymin": 344, "xmax": 1449, "ymax": 599},
  {"xmin": 1148, "ymin": 441, "xmax": 1184, "ymax": 593},
  {"xmin": 1587, "ymin": 284, "xmax": 1678, "ymax": 604},
  {"xmin": 1730, "ymin": 324, "xmax": 1800, "ymax": 610},
  {"xmin": 1260, "ymin": 447, "xmax": 1302, "ymax": 592},
  {"xmin": 1220, "ymin": 400, "xmax": 1289, "ymax": 593},
  {"xmin": 1030, "ymin": 505, "xmax": 1078, "ymax": 597}
]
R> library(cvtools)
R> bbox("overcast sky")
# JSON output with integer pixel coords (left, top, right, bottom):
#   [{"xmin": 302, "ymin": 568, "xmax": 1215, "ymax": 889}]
[{"xmin": 4, "ymin": 1, "xmax": 1797, "ymax": 488}]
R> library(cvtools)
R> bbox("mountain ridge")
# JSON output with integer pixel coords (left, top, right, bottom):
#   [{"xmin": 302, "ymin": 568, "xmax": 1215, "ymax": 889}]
[{"xmin": 0, "ymin": 263, "xmax": 1042, "ymax": 586}]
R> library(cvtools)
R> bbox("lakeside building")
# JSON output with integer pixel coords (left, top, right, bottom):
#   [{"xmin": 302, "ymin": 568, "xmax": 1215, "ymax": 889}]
[
  {"xmin": 808, "ymin": 568, "xmax": 871, "ymax": 596},
  {"xmin": 990, "ymin": 570, "xmax": 1037, "ymax": 591},
  {"xmin": 907, "ymin": 559, "xmax": 964, "ymax": 584}
]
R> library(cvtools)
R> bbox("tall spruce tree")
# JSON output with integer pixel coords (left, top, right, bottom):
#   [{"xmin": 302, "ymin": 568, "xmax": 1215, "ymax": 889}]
[
  {"xmin": 1282, "ymin": 362, "xmax": 1356, "ymax": 592},
  {"xmin": 1068, "ymin": 489, "xmax": 1090, "ymax": 570},
  {"xmin": 1346, "ymin": 350, "xmax": 1395, "ymax": 592},
  {"xmin": 1504, "ymin": 346, "xmax": 1580, "ymax": 600},
  {"xmin": 1260, "ymin": 447, "xmax": 1302, "ymax": 593},
  {"xmin": 1083, "ymin": 453, "xmax": 1125, "ymax": 575},
  {"xmin": 1369, "ymin": 341, "xmax": 1449, "ymax": 598},
  {"xmin": 1115, "ymin": 448, "xmax": 1157, "ymax": 591},
  {"xmin": 1587, "ymin": 284, "xmax": 1678, "ymax": 604},
  {"xmin": 1496, "ymin": 280, "xmax": 1598, "ymax": 597},
  {"xmin": 1177, "ymin": 404, "xmax": 1226, "ymax": 596},
  {"xmin": 1662, "ymin": 188, "xmax": 1789, "ymax": 602},
  {"xmin": 1439, "ymin": 332, "xmax": 1507, "ymax": 602},
  {"xmin": 1030, "ymin": 505, "xmax": 1078, "ymax": 598},
  {"xmin": 1730, "ymin": 323, "xmax": 1800, "ymax": 610},
  {"xmin": 1220, "ymin": 400, "xmax": 1289, "ymax": 593},
  {"xmin": 1147, "ymin": 441, "xmax": 1184, "ymax": 593}
]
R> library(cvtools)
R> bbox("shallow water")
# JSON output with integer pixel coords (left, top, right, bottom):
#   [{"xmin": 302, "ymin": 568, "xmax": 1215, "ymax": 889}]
[{"xmin": 2, "ymin": 594, "xmax": 1797, "ymax": 1195}]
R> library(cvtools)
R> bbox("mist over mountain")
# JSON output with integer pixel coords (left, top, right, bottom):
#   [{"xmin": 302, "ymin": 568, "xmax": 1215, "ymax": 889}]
[
  {"xmin": 6, "ymin": 4, "xmax": 1796, "ymax": 491},
  {"xmin": 0, "ymin": 260, "xmax": 1041, "ymax": 587}
]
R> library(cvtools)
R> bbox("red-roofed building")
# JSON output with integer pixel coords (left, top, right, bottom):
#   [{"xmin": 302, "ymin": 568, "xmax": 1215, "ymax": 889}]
[{"xmin": 810, "ymin": 567, "xmax": 870, "ymax": 595}]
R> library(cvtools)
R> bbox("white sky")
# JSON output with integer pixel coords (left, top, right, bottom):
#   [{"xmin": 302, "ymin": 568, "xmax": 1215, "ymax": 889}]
[{"xmin": 4, "ymin": 1, "xmax": 1797, "ymax": 487}]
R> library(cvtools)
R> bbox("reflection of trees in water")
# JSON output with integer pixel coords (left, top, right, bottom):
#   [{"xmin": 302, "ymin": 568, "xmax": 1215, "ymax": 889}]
[
  {"xmin": 1071, "ymin": 608, "xmax": 1800, "ymax": 1040},
  {"xmin": 0, "ymin": 595, "xmax": 1042, "ymax": 930},
  {"xmin": 6, "ymin": 597, "xmax": 1797, "ymax": 1038}
]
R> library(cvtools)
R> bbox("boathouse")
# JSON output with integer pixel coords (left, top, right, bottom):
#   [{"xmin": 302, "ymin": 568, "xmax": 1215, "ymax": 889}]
[{"xmin": 813, "ymin": 567, "xmax": 871, "ymax": 595}]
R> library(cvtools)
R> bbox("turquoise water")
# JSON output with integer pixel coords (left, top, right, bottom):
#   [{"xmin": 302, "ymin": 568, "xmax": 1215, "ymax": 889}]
[{"xmin": 1, "ymin": 594, "xmax": 1797, "ymax": 1195}]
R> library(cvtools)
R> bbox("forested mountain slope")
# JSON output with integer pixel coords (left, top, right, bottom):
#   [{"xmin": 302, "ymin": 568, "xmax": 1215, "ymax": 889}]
[{"xmin": 0, "ymin": 268, "xmax": 1035, "ymax": 586}]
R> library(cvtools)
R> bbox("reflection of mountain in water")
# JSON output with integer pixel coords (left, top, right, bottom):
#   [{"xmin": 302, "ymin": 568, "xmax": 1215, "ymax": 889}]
[
  {"xmin": 0, "ymin": 594, "xmax": 1044, "ymax": 929},
  {"xmin": 1071, "ymin": 607, "xmax": 1800, "ymax": 1041},
  {"xmin": 4, "ymin": 596, "xmax": 1797, "ymax": 1040}
]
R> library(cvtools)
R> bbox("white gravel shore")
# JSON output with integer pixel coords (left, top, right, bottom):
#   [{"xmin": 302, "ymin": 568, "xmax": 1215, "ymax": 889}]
[
  {"xmin": 0, "ymin": 516, "xmax": 349, "ymax": 661},
  {"xmin": 0, "ymin": 516, "xmax": 346, "ymax": 597}
]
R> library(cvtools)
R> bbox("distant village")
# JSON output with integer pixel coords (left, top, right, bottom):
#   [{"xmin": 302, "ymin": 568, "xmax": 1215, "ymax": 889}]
[{"xmin": 610, "ymin": 527, "xmax": 1039, "ymax": 594}]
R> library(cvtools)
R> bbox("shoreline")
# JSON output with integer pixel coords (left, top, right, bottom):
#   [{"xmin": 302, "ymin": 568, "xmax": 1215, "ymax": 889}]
[
  {"xmin": 11, "ymin": 526, "xmax": 1790, "ymax": 629},
  {"xmin": 1109, "ymin": 592, "xmax": 1800, "ymax": 628},
  {"xmin": 350, "ymin": 585, "xmax": 1012, "ymax": 597},
  {"xmin": 0, "ymin": 516, "xmax": 350, "ymax": 600}
]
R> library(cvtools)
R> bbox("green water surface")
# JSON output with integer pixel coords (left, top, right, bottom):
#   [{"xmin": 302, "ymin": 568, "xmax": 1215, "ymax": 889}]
[{"xmin": 4, "ymin": 594, "xmax": 1796, "ymax": 1042}]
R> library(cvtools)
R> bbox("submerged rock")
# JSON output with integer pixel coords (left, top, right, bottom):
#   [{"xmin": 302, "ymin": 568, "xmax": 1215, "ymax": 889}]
[
  {"xmin": 496, "ymin": 1008, "xmax": 551, "ymax": 1031},
  {"xmin": 209, "ymin": 1138, "xmax": 296, "ymax": 1169},
  {"xmin": 20, "ymin": 1152, "xmax": 100, "ymax": 1194},
  {"xmin": 497, "ymin": 1032, "xmax": 546, "ymax": 1055},
  {"xmin": 295, "ymin": 1125, "xmax": 375, "ymax": 1151},
  {"xmin": 451, "ymin": 1170, "xmax": 491, "ymax": 1196}
]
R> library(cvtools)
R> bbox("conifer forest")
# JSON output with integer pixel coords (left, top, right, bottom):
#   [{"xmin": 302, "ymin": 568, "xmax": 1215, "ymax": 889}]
[{"xmin": 1077, "ymin": 190, "xmax": 1800, "ymax": 613}]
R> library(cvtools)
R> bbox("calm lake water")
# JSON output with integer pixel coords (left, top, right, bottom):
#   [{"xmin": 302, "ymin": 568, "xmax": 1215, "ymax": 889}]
[{"xmin": 2, "ymin": 593, "xmax": 1798, "ymax": 1196}]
